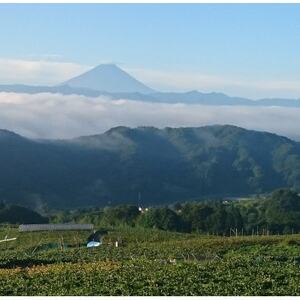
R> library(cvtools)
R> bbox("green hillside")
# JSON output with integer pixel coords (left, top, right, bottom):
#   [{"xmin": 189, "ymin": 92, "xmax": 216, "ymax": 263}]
[{"xmin": 0, "ymin": 125, "xmax": 300, "ymax": 208}]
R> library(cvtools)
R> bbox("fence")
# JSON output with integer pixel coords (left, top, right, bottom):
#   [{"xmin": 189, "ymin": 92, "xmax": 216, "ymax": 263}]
[{"xmin": 19, "ymin": 223, "xmax": 94, "ymax": 232}]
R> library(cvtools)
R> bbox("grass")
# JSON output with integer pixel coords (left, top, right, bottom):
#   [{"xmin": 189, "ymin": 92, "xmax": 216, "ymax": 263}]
[{"xmin": 0, "ymin": 226, "xmax": 299, "ymax": 295}]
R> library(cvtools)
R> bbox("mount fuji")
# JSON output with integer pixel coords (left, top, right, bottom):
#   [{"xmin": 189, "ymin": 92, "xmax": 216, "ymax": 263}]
[{"xmin": 61, "ymin": 63, "xmax": 155, "ymax": 94}]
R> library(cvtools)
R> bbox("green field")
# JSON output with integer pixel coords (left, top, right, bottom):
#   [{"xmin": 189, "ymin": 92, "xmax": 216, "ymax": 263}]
[{"xmin": 0, "ymin": 226, "xmax": 299, "ymax": 296}]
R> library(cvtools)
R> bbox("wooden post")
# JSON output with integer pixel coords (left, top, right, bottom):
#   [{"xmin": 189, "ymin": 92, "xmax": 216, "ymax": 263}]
[{"xmin": 60, "ymin": 236, "xmax": 64, "ymax": 251}]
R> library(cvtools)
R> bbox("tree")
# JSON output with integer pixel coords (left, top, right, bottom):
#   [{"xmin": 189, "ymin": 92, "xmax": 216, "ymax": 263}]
[
  {"xmin": 264, "ymin": 189, "xmax": 300, "ymax": 233},
  {"xmin": 103, "ymin": 205, "xmax": 140, "ymax": 226},
  {"xmin": 139, "ymin": 207, "xmax": 184, "ymax": 231}
]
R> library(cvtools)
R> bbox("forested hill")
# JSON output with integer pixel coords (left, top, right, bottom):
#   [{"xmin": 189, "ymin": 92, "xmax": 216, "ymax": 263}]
[
  {"xmin": 0, "ymin": 203, "xmax": 48, "ymax": 224},
  {"xmin": 1, "ymin": 125, "xmax": 300, "ymax": 209}
]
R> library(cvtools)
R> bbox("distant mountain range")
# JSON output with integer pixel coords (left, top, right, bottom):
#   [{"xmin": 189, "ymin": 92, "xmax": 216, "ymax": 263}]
[
  {"xmin": 1, "ymin": 64, "xmax": 300, "ymax": 107},
  {"xmin": 1, "ymin": 125, "xmax": 300, "ymax": 209}
]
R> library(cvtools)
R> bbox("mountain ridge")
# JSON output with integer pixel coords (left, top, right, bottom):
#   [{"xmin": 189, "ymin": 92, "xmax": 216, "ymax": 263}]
[
  {"xmin": 1, "ymin": 83, "xmax": 300, "ymax": 108},
  {"xmin": 0, "ymin": 125, "xmax": 299, "ymax": 209},
  {"xmin": 1, "ymin": 64, "xmax": 300, "ymax": 107}
]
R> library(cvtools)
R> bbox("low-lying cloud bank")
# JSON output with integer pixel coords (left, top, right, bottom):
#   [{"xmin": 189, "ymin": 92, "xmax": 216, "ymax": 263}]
[
  {"xmin": 0, "ymin": 58, "xmax": 90, "ymax": 85},
  {"xmin": 0, "ymin": 92, "xmax": 300, "ymax": 141}
]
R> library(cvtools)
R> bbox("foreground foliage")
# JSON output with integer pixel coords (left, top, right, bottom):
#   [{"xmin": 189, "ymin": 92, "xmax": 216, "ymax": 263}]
[
  {"xmin": 0, "ymin": 227, "xmax": 299, "ymax": 295},
  {"xmin": 0, "ymin": 257, "xmax": 299, "ymax": 296}
]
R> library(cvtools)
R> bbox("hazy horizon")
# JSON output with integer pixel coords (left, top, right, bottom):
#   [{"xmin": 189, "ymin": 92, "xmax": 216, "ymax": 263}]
[
  {"xmin": 1, "ymin": 4, "xmax": 300, "ymax": 99},
  {"xmin": 1, "ymin": 4, "xmax": 300, "ymax": 140}
]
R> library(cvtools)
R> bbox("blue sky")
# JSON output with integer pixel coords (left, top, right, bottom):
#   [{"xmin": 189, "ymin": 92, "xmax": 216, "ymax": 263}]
[{"xmin": 1, "ymin": 4, "xmax": 300, "ymax": 98}]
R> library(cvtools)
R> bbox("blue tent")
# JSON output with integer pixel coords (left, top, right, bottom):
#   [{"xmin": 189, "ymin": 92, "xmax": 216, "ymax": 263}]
[
  {"xmin": 87, "ymin": 240, "xmax": 102, "ymax": 248},
  {"xmin": 86, "ymin": 229, "xmax": 107, "ymax": 248}
]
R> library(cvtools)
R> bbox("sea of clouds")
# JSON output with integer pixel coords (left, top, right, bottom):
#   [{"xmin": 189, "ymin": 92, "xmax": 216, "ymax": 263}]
[{"xmin": 0, "ymin": 92, "xmax": 300, "ymax": 141}]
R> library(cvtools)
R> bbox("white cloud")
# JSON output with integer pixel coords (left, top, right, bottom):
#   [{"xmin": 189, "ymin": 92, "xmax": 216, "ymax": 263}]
[
  {"xmin": 0, "ymin": 58, "xmax": 91, "ymax": 85},
  {"xmin": 127, "ymin": 68, "xmax": 300, "ymax": 99},
  {"xmin": 0, "ymin": 92, "xmax": 300, "ymax": 141}
]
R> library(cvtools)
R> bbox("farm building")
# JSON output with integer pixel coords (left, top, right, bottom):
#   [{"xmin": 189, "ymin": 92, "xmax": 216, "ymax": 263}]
[{"xmin": 19, "ymin": 223, "xmax": 94, "ymax": 232}]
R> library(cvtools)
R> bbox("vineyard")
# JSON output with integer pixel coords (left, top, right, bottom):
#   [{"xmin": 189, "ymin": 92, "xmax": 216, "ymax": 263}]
[{"xmin": 0, "ymin": 226, "xmax": 299, "ymax": 295}]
